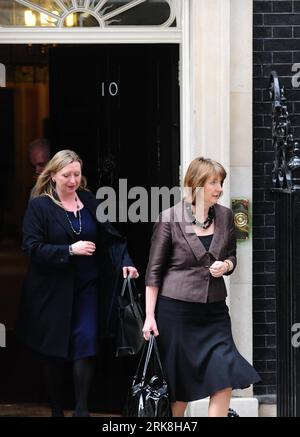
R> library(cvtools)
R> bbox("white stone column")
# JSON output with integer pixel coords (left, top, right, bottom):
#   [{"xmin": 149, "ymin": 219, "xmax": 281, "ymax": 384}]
[
  {"xmin": 185, "ymin": 0, "xmax": 258, "ymax": 416},
  {"xmin": 189, "ymin": 0, "xmax": 231, "ymax": 207},
  {"xmin": 229, "ymin": 0, "xmax": 253, "ymax": 398}
]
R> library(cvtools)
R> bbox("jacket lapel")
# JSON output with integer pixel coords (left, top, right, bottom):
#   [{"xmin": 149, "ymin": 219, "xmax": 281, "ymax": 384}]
[
  {"xmin": 175, "ymin": 201, "xmax": 225, "ymax": 261},
  {"xmin": 175, "ymin": 201, "xmax": 207, "ymax": 261},
  {"xmin": 78, "ymin": 190, "xmax": 97, "ymax": 220},
  {"xmin": 48, "ymin": 199, "xmax": 75, "ymax": 242}
]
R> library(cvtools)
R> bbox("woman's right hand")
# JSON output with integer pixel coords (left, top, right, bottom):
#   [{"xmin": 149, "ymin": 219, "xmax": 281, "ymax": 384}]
[
  {"xmin": 71, "ymin": 240, "xmax": 96, "ymax": 256},
  {"xmin": 142, "ymin": 315, "xmax": 159, "ymax": 341}
]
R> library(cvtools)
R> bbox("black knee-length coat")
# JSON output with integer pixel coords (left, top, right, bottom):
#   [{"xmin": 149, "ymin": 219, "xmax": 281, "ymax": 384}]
[{"xmin": 16, "ymin": 190, "xmax": 133, "ymax": 358}]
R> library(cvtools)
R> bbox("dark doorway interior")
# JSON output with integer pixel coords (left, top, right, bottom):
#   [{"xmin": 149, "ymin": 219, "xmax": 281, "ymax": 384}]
[{"xmin": 0, "ymin": 43, "xmax": 180, "ymax": 413}]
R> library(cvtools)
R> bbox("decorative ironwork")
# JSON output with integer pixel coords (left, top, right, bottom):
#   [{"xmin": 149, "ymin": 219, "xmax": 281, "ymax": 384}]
[
  {"xmin": 269, "ymin": 71, "xmax": 300, "ymax": 190},
  {"xmin": 13, "ymin": 0, "xmax": 177, "ymax": 28}
]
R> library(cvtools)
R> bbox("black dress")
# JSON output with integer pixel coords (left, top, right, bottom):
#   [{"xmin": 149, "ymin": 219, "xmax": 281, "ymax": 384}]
[
  {"xmin": 67, "ymin": 207, "xmax": 99, "ymax": 360},
  {"xmin": 155, "ymin": 234, "xmax": 261, "ymax": 402}
]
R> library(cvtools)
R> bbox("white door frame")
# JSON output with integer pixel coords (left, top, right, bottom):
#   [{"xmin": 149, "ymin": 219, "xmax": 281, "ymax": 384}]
[{"xmin": 0, "ymin": 0, "xmax": 190, "ymax": 186}]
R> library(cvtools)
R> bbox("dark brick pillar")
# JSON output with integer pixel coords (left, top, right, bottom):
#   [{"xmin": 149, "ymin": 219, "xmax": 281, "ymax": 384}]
[{"xmin": 253, "ymin": 0, "xmax": 300, "ymax": 398}]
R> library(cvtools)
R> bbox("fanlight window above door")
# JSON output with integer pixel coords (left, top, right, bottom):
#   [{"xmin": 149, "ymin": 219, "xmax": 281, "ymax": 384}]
[{"xmin": 0, "ymin": 0, "xmax": 178, "ymax": 27}]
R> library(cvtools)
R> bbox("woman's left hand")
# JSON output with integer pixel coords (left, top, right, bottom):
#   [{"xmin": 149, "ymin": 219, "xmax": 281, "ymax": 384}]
[
  {"xmin": 209, "ymin": 261, "xmax": 228, "ymax": 278},
  {"xmin": 123, "ymin": 266, "xmax": 139, "ymax": 279}
]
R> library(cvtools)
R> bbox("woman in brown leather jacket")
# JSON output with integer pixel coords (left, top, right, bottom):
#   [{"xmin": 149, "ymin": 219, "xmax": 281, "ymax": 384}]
[{"xmin": 142, "ymin": 157, "xmax": 260, "ymax": 417}]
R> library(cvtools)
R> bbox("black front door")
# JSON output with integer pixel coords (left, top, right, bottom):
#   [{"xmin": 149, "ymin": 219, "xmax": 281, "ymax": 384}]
[
  {"xmin": 50, "ymin": 44, "xmax": 179, "ymax": 275},
  {"xmin": 49, "ymin": 44, "xmax": 180, "ymax": 412}
]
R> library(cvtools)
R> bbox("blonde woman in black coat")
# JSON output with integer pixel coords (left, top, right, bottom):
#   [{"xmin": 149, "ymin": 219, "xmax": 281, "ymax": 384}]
[{"xmin": 17, "ymin": 150, "xmax": 138, "ymax": 417}]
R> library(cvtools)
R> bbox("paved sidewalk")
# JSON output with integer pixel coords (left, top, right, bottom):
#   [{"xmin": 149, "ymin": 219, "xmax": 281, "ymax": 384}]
[{"xmin": 0, "ymin": 403, "xmax": 119, "ymax": 417}]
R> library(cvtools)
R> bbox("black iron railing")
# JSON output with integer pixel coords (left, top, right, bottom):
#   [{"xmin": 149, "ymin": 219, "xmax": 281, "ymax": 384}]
[{"xmin": 269, "ymin": 71, "xmax": 300, "ymax": 417}]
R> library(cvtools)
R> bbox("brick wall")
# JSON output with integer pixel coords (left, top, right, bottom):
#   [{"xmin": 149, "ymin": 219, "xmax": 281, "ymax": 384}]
[{"xmin": 253, "ymin": 0, "xmax": 300, "ymax": 398}]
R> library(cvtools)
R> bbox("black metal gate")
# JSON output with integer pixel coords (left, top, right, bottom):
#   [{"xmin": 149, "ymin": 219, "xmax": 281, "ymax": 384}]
[{"xmin": 269, "ymin": 71, "xmax": 300, "ymax": 416}]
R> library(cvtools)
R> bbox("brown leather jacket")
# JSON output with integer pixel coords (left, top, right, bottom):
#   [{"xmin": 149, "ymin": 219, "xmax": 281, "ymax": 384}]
[{"xmin": 145, "ymin": 200, "xmax": 237, "ymax": 303}]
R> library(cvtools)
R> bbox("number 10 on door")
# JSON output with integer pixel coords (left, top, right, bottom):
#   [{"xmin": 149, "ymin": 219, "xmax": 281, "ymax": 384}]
[{"xmin": 101, "ymin": 82, "xmax": 119, "ymax": 97}]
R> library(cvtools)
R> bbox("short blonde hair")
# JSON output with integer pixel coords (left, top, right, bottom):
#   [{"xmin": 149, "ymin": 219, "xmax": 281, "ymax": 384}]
[
  {"xmin": 31, "ymin": 149, "xmax": 88, "ymax": 206},
  {"xmin": 184, "ymin": 157, "xmax": 227, "ymax": 204}
]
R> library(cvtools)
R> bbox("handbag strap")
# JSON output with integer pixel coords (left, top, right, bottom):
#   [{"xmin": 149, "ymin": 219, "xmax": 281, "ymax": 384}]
[
  {"xmin": 132, "ymin": 335, "xmax": 154, "ymax": 387},
  {"xmin": 121, "ymin": 277, "xmax": 143, "ymax": 319},
  {"xmin": 152, "ymin": 335, "xmax": 168, "ymax": 383},
  {"xmin": 120, "ymin": 277, "xmax": 135, "ymax": 302},
  {"xmin": 120, "ymin": 277, "xmax": 143, "ymax": 323},
  {"xmin": 141, "ymin": 334, "xmax": 155, "ymax": 383},
  {"xmin": 132, "ymin": 334, "xmax": 167, "ymax": 387}
]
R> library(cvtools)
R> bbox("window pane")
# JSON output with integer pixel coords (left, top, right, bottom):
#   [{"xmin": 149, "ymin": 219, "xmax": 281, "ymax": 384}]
[
  {"xmin": 0, "ymin": 1, "xmax": 60, "ymax": 26},
  {"xmin": 20, "ymin": 0, "xmax": 64, "ymax": 13},
  {"xmin": 0, "ymin": 0, "xmax": 177, "ymax": 27},
  {"xmin": 63, "ymin": 12, "xmax": 99, "ymax": 27},
  {"xmin": 104, "ymin": 0, "xmax": 175, "ymax": 26}
]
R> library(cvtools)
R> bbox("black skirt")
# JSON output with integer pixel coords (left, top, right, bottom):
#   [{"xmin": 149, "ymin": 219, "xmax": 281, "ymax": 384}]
[{"xmin": 156, "ymin": 295, "xmax": 261, "ymax": 402}]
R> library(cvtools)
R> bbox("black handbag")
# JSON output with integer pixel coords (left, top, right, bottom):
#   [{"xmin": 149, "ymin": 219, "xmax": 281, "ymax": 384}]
[
  {"xmin": 115, "ymin": 277, "xmax": 145, "ymax": 357},
  {"xmin": 123, "ymin": 334, "xmax": 172, "ymax": 417}
]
